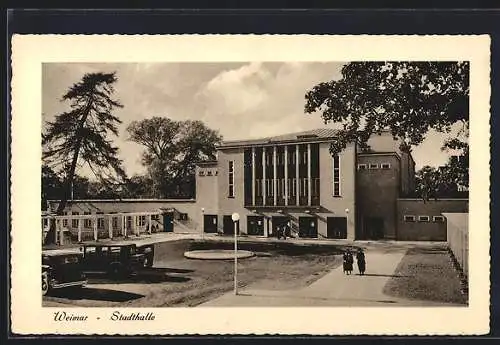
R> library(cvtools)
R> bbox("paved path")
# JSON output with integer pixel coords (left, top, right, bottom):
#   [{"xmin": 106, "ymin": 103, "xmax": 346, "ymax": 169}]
[{"xmin": 199, "ymin": 250, "xmax": 460, "ymax": 307}]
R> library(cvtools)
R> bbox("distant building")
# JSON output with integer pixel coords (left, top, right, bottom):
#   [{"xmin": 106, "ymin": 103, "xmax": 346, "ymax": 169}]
[{"xmin": 50, "ymin": 129, "xmax": 468, "ymax": 241}]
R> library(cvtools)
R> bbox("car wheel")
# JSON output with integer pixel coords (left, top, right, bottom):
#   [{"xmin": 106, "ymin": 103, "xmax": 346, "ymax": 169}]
[{"xmin": 42, "ymin": 272, "xmax": 49, "ymax": 296}]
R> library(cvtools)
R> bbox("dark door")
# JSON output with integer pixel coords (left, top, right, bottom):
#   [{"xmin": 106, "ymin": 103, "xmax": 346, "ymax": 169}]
[
  {"xmin": 223, "ymin": 215, "xmax": 239, "ymax": 235},
  {"xmin": 363, "ymin": 217, "xmax": 384, "ymax": 240},
  {"xmin": 271, "ymin": 216, "xmax": 289, "ymax": 237},
  {"xmin": 203, "ymin": 215, "xmax": 218, "ymax": 233},
  {"xmin": 163, "ymin": 213, "xmax": 174, "ymax": 232},
  {"xmin": 247, "ymin": 216, "xmax": 264, "ymax": 236},
  {"xmin": 327, "ymin": 217, "xmax": 347, "ymax": 239},
  {"xmin": 299, "ymin": 217, "xmax": 318, "ymax": 238}
]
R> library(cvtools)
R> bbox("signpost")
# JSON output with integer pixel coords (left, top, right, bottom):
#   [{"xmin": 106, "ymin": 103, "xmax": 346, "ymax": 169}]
[{"xmin": 231, "ymin": 212, "xmax": 240, "ymax": 295}]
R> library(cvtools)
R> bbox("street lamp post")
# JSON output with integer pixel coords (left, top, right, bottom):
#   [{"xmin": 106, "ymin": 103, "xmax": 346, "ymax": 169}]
[
  {"xmin": 345, "ymin": 208, "xmax": 350, "ymax": 240},
  {"xmin": 231, "ymin": 212, "xmax": 240, "ymax": 295},
  {"xmin": 201, "ymin": 208, "xmax": 205, "ymax": 240}
]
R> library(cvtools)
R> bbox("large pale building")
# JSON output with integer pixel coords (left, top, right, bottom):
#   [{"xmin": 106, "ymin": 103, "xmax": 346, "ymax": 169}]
[{"xmin": 50, "ymin": 128, "xmax": 468, "ymax": 242}]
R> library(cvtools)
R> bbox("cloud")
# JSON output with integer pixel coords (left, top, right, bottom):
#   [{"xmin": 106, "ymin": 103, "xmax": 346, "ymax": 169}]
[{"xmin": 43, "ymin": 62, "xmax": 453, "ymax": 178}]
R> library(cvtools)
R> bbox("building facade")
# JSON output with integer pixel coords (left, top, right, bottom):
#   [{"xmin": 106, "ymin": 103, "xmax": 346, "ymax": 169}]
[{"xmin": 50, "ymin": 128, "xmax": 468, "ymax": 241}]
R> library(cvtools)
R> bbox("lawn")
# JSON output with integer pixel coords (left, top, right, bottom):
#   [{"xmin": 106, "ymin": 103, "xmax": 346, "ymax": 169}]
[
  {"xmin": 383, "ymin": 246, "xmax": 468, "ymax": 305},
  {"xmin": 43, "ymin": 239, "xmax": 344, "ymax": 307}
]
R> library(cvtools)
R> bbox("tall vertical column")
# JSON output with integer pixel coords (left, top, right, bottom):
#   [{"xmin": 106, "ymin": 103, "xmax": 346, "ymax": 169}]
[
  {"xmin": 284, "ymin": 146, "xmax": 288, "ymax": 206},
  {"xmin": 273, "ymin": 146, "xmax": 277, "ymax": 206},
  {"xmin": 262, "ymin": 147, "xmax": 266, "ymax": 206},
  {"xmin": 307, "ymin": 143, "xmax": 312, "ymax": 206},
  {"xmin": 252, "ymin": 147, "xmax": 256, "ymax": 206},
  {"xmin": 108, "ymin": 216, "xmax": 113, "ymax": 239},
  {"xmin": 296, "ymin": 144, "xmax": 300, "ymax": 206}
]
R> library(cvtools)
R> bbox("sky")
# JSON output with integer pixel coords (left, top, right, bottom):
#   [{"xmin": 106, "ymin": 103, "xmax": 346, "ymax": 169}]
[{"xmin": 42, "ymin": 62, "xmax": 457, "ymax": 178}]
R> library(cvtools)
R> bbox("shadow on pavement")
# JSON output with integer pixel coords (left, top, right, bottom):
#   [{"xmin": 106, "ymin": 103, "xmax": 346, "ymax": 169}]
[
  {"xmin": 47, "ymin": 287, "xmax": 145, "ymax": 302},
  {"xmin": 355, "ymin": 273, "xmax": 412, "ymax": 278},
  {"xmin": 85, "ymin": 267, "xmax": 192, "ymax": 284}
]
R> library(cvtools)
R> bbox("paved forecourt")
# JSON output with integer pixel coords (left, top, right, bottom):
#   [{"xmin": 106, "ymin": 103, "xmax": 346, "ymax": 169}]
[{"xmin": 199, "ymin": 249, "xmax": 462, "ymax": 307}]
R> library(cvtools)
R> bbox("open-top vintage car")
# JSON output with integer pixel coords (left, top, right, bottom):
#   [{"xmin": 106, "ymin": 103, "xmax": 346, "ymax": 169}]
[
  {"xmin": 42, "ymin": 250, "xmax": 87, "ymax": 296},
  {"xmin": 79, "ymin": 242, "xmax": 149, "ymax": 278}
]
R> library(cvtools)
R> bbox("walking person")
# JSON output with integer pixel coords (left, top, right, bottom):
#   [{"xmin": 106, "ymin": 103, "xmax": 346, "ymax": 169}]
[
  {"xmin": 356, "ymin": 248, "xmax": 366, "ymax": 275},
  {"xmin": 343, "ymin": 249, "xmax": 354, "ymax": 275}
]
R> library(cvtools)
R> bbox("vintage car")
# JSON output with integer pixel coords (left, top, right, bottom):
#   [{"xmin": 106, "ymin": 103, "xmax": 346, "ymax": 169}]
[
  {"xmin": 79, "ymin": 242, "xmax": 147, "ymax": 278},
  {"xmin": 42, "ymin": 250, "xmax": 87, "ymax": 296},
  {"xmin": 137, "ymin": 244, "xmax": 155, "ymax": 268}
]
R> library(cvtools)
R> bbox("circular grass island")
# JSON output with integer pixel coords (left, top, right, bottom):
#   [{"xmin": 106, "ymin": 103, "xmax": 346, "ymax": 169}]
[{"xmin": 184, "ymin": 249, "xmax": 255, "ymax": 260}]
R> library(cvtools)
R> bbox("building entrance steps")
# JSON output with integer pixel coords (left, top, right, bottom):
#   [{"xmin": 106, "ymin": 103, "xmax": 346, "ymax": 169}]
[{"xmin": 198, "ymin": 250, "xmax": 462, "ymax": 307}]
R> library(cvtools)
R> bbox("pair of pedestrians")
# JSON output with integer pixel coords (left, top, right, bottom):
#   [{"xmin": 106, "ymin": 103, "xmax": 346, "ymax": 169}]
[{"xmin": 343, "ymin": 248, "xmax": 366, "ymax": 275}]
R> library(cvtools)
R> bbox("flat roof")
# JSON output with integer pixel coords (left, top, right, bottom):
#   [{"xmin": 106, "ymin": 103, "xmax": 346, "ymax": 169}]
[
  {"xmin": 48, "ymin": 198, "xmax": 196, "ymax": 203},
  {"xmin": 218, "ymin": 128, "xmax": 340, "ymax": 148}
]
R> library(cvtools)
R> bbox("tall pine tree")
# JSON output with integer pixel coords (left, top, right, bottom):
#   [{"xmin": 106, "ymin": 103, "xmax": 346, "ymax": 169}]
[{"xmin": 42, "ymin": 72, "xmax": 126, "ymax": 244}]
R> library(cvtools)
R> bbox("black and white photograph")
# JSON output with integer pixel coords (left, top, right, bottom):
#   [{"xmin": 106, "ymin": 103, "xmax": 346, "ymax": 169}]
[{"xmin": 10, "ymin": 35, "xmax": 490, "ymax": 335}]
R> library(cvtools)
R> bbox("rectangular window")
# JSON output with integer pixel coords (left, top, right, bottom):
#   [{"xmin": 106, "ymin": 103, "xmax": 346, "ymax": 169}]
[
  {"xmin": 97, "ymin": 212, "xmax": 104, "ymax": 229},
  {"xmin": 281, "ymin": 179, "xmax": 286, "ymax": 198},
  {"xmin": 256, "ymin": 179, "xmax": 262, "ymax": 197},
  {"xmin": 151, "ymin": 214, "xmax": 160, "ymax": 221},
  {"xmin": 138, "ymin": 215, "xmax": 146, "ymax": 227},
  {"xmin": 404, "ymin": 215, "xmax": 416, "ymax": 222},
  {"xmin": 112, "ymin": 216, "xmax": 118, "ymax": 228},
  {"xmin": 72, "ymin": 212, "xmax": 79, "ymax": 228},
  {"xmin": 312, "ymin": 178, "xmax": 320, "ymax": 197},
  {"xmin": 333, "ymin": 155, "xmax": 341, "ymax": 196},
  {"xmin": 300, "ymin": 178, "xmax": 309, "ymax": 196},
  {"xmin": 418, "ymin": 215, "xmax": 430, "ymax": 222},
  {"xmin": 433, "ymin": 216, "xmax": 445, "ymax": 223},
  {"xmin": 291, "ymin": 151, "xmax": 296, "ymax": 164},
  {"xmin": 198, "ymin": 170, "xmax": 205, "ymax": 176},
  {"xmin": 291, "ymin": 178, "xmax": 297, "ymax": 197},
  {"xmin": 357, "ymin": 164, "xmax": 367, "ymax": 170},
  {"xmin": 207, "ymin": 170, "xmax": 213, "ymax": 176},
  {"xmin": 369, "ymin": 163, "xmax": 379, "ymax": 169},
  {"xmin": 381, "ymin": 163, "xmax": 391, "ymax": 169},
  {"xmin": 62, "ymin": 212, "xmax": 68, "ymax": 227},
  {"xmin": 228, "ymin": 160, "xmax": 234, "ymax": 197},
  {"xmin": 84, "ymin": 211, "xmax": 92, "ymax": 228}
]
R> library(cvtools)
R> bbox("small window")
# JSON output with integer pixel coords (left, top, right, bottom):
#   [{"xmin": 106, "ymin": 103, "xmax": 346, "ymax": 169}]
[
  {"xmin": 84, "ymin": 212, "xmax": 92, "ymax": 228},
  {"xmin": 381, "ymin": 163, "xmax": 391, "ymax": 169},
  {"xmin": 418, "ymin": 216, "xmax": 430, "ymax": 222},
  {"xmin": 207, "ymin": 170, "xmax": 213, "ymax": 176},
  {"xmin": 433, "ymin": 216, "xmax": 445, "ymax": 223},
  {"xmin": 368, "ymin": 163, "xmax": 379, "ymax": 169},
  {"xmin": 71, "ymin": 212, "xmax": 80, "ymax": 228},
  {"xmin": 215, "ymin": 170, "xmax": 218, "ymax": 176},
  {"xmin": 358, "ymin": 164, "xmax": 367, "ymax": 170},
  {"xmin": 97, "ymin": 212, "xmax": 105, "ymax": 229},
  {"xmin": 199, "ymin": 170, "xmax": 205, "ymax": 176},
  {"xmin": 404, "ymin": 215, "xmax": 416, "ymax": 222}
]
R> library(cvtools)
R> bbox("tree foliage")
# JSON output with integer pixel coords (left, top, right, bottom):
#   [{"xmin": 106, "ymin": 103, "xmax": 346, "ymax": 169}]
[
  {"xmin": 414, "ymin": 164, "xmax": 468, "ymax": 201},
  {"xmin": 42, "ymin": 72, "xmax": 126, "ymax": 244},
  {"xmin": 127, "ymin": 117, "xmax": 222, "ymax": 198},
  {"xmin": 304, "ymin": 62, "xmax": 469, "ymax": 155}
]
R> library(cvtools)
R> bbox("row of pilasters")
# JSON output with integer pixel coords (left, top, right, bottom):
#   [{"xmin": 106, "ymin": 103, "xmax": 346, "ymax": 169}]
[{"xmin": 249, "ymin": 143, "xmax": 315, "ymax": 207}]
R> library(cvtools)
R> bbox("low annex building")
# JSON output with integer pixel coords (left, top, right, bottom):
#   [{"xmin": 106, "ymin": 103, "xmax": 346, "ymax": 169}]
[{"xmin": 49, "ymin": 128, "xmax": 468, "ymax": 241}]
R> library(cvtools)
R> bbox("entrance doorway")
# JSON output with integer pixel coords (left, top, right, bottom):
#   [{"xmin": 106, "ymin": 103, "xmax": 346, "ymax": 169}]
[
  {"xmin": 326, "ymin": 217, "xmax": 347, "ymax": 239},
  {"xmin": 363, "ymin": 217, "xmax": 384, "ymax": 240},
  {"xmin": 203, "ymin": 215, "xmax": 218, "ymax": 233},
  {"xmin": 247, "ymin": 216, "xmax": 264, "ymax": 236},
  {"xmin": 298, "ymin": 217, "xmax": 318, "ymax": 238},
  {"xmin": 162, "ymin": 212, "xmax": 174, "ymax": 232},
  {"xmin": 223, "ymin": 215, "xmax": 239, "ymax": 235},
  {"xmin": 271, "ymin": 216, "xmax": 289, "ymax": 237}
]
